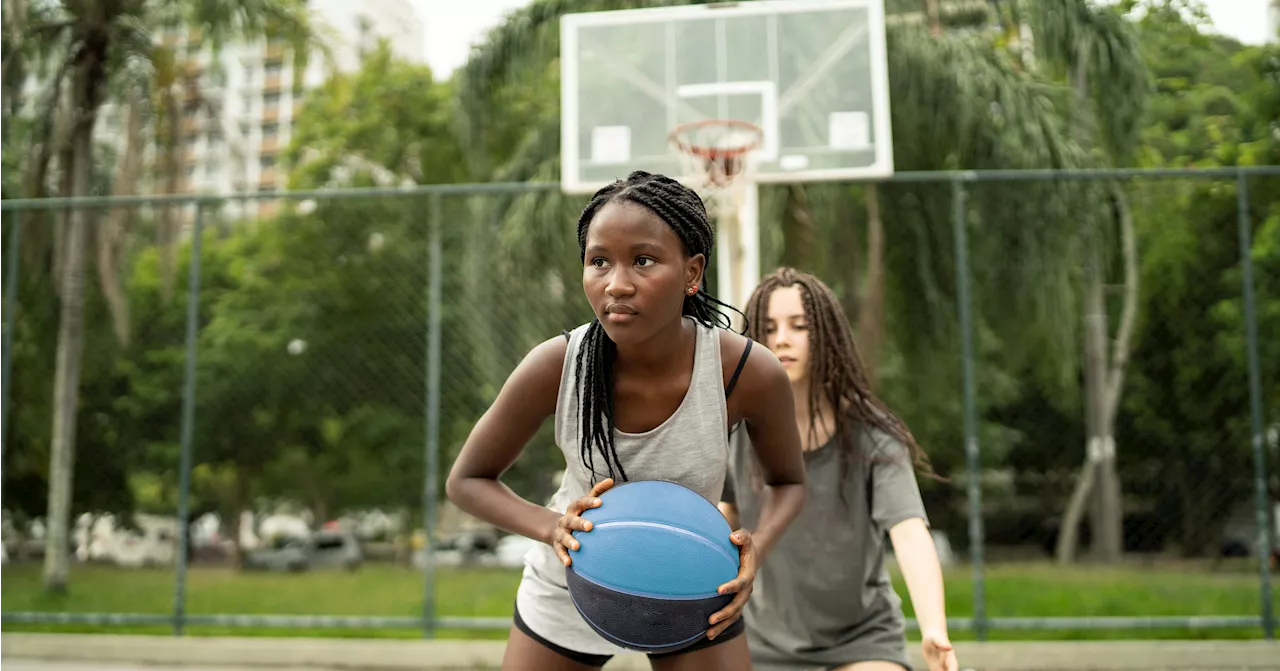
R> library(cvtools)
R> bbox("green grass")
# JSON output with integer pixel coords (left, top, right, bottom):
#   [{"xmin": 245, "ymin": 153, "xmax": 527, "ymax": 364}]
[{"xmin": 2, "ymin": 560, "xmax": 1275, "ymax": 640}]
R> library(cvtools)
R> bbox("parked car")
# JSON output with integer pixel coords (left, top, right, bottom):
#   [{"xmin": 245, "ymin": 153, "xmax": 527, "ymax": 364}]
[{"xmin": 243, "ymin": 530, "xmax": 362, "ymax": 572}]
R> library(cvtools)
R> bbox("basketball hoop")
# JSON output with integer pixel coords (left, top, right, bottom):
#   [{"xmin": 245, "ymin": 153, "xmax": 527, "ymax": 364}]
[{"xmin": 669, "ymin": 119, "xmax": 762, "ymax": 218}]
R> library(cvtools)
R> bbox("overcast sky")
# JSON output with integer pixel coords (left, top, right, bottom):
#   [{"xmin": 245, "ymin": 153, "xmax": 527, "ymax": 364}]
[{"xmin": 413, "ymin": 0, "xmax": 1275, "ymax": 77}]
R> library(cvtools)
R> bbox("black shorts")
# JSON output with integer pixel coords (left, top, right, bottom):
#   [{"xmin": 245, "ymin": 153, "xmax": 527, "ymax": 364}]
[{"xmin": 512, "ymin": 602, "xmax": 745, "ymax": 667}]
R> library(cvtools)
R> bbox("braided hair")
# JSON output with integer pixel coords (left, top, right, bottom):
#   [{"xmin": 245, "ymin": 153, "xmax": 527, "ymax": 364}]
[
  {"xmin": 573, "ymin": 170, "xmax": 742, "ymax": 484},
  {"xmin": 743, "ymin": 268, "xmax": 939, "ymax": 484}
]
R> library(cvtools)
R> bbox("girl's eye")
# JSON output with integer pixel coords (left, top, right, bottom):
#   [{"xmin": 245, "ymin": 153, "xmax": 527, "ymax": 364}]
[
  {"xmin": 636, "ymin": 257, "xmax": 655, "ymax": 267},
  {"xmin": 591, "ymin": 258, "xmax": 607, "ymax": 268}
]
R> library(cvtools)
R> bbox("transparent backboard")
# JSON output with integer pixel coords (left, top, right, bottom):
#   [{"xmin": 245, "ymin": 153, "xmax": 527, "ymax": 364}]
[{"xmin": 560, "ymin": 0, "xmax": 894, "ymax": 194}]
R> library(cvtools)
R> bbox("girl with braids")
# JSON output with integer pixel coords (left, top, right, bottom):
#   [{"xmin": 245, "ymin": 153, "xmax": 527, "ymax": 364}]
[
  {"xmin": 718, "ymin": 268, "xmax": 958, "ymax": 671},
  {"xmin": 447, "ymin": 171, "xmax": 807, "ymax": 670}
]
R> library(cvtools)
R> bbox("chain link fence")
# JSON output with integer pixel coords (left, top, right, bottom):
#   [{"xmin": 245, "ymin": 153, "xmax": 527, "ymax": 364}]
[{"xmin": 2, "ymin": 168, "xmax": 1277, "ymax": 640}]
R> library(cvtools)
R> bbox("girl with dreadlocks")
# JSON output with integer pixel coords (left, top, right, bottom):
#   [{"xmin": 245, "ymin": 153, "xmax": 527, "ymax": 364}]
[
  {"xmin": 447, "ymin": 171, "xmax": 807, "ymax": 671},
  {"xmin": 718, "ymin": 268, "xmax": 958, "ymax": 671}
]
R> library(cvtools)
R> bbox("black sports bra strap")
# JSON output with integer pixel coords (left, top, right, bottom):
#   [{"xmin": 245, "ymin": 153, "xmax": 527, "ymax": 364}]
[
  {"xmin": 566, "ymin": 329, "xmax": 751, "ymax": 398},
  {"xmin": 725, "ymin": 339, "xmax": 753, "ymax": 399}
]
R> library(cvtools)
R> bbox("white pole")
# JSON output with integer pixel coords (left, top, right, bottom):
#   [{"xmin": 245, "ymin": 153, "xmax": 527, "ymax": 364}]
[
  {"xmin": 712, "ymin": 179, "xmax": 761, "ymax": 334},
  {"xmin": 715, "ymin": 200, "xmax": 739, "ymax": 328},
  {"xmin": 737, "ymin": 180, "xmax": 761, "ymax": 331}
]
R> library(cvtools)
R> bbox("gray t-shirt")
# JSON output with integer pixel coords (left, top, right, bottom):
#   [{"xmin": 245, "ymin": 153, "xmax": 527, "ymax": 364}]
[{"xmin": 723, "ymin": 422, "xmax": 927, "ymax": 671}]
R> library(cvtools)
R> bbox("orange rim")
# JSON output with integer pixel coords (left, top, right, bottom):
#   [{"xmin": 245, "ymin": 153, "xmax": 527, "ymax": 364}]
[{"xmin": 668, "ymin": 119, "xmax": 763, "ymax": 159}]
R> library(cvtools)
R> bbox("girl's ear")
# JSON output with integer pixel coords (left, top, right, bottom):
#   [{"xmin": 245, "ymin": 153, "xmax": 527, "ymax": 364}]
[{"xmin": 687, "ymin": 253, "xmax": 707, "ymax": 288}]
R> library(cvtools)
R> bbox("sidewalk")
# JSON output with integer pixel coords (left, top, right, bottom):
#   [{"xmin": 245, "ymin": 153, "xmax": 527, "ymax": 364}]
[{"xmin": 2, "ymin": 633, "xmax": 1278, "ymax": 670}]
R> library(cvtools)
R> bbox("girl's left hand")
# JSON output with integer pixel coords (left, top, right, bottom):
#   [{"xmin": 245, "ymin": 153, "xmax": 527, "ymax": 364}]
[
  {"xmin": 706, "ymin": 529, "xmax": 755, "ymax": 639},
  {"xmin": 921, "ymin": 629, "xmax": 958, "ymax": 671}
]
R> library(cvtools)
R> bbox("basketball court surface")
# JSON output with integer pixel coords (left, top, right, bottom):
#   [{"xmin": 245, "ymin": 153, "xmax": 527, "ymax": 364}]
[{"xmin": 3, "ymin": 664, "xmax": 249, "ymax": 671}]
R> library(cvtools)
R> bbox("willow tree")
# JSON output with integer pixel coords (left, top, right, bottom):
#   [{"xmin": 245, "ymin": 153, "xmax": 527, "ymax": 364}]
[{"xmin": 8, "ymin": 0, "xmax": 316, "ymax": 593}]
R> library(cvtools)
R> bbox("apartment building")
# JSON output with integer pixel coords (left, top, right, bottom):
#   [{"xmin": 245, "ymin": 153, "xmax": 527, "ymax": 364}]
[{"xmin": 157, "ymin": 0, "xmax": 424, "ymax": 217}]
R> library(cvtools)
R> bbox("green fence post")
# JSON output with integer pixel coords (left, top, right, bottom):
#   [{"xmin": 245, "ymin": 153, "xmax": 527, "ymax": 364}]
[
  {"xmin": 1236, "ymin": 169, "xmax": 1275, "ymax": 640},
  {"xmin": 173, "ymin": 202, "xmax": 206, "ymax": 636},
  {"xmin": 952, "ymin": 175, "xmax": 986, "ymax": 640},
  {"xmin": 0, "ymin": 208, "xmax": 22, "ymax": 519},
  {"xmin": 422, "ymin": 193, "xmax": 443, "ymax": 638}
]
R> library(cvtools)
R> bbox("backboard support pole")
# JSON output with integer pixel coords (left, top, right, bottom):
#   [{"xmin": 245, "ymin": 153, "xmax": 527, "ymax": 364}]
[{"xmin": 713, "ymin": 180, "xmax": 761, "ymax": 333}]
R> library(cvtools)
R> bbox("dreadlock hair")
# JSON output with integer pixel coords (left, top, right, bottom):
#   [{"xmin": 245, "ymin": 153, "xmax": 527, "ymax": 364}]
[
  {"xmin": 573, "ymin": 170, "xmax": 744, "ymax": 484},
  {"xmin": 743, "ymin": 267, "xmax": 941, "ymax": 488}
]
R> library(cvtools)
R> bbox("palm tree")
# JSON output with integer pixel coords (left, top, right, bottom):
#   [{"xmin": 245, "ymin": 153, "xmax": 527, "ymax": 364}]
[{"xmin": 9, "ymin": 0, "xmax": 316, "ymax": 593}]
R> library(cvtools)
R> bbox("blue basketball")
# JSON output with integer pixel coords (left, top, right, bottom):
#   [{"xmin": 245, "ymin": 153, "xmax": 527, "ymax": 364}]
[{"xmin": 565, "ymin": 480, "xmax": 739, "ymax": 654}]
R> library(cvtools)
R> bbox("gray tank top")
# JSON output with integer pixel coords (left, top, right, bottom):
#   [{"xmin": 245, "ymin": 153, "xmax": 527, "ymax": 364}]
[{"xmin": 514, "ymin": 317, "xmax": 737, "ymax": 655}]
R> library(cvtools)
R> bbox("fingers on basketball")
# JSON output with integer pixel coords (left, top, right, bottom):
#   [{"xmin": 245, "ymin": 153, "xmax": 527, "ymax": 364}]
[
  {"xmin": 706, "ymin": 615, "xmax": 738, "ymax": 639},
  {"xmin": 554, "ymin": 534, "xmax": 573, "ymax": 565},
  {"xmin": 589, "ymin": 477, "xmax": 615, "ymax": 497},
  {"xmin": 707, "ymin": 596, "xmax": 745, "ymax": 637},
  {"xmin": 558, "ymin": 485, "xmax": 606, "ymax": 563}
]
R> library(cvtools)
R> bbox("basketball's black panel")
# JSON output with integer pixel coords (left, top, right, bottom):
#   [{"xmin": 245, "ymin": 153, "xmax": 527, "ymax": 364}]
[{"xmin": 565, "ymin": 567, "xmax": 735, "ymax": 654}]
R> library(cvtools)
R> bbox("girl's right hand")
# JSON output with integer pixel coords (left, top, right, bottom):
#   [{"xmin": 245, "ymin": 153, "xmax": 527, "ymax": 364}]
[{"xmin": 551, "ymin": 478, "xmax": 615, "ymax": 566}]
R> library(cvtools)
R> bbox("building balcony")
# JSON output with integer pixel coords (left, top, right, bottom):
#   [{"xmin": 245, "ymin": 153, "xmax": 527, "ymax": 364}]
[
  {"xmin": 264, "ymin": 73, "xmax": 283, "ymax": 92},
  {"xmin": 262, "ymin": 106, "xmax": 279, "ymax": 124},
  {"xmin": 261, "ymin": 137, "xmax": 279, "ymax": 153},
  {"xmin": 182, "ymin": 117, "xmax": 201, "ymax": 134},
  {"xmin": 259, "ymin": 169, "xmax": 278, "ymax": 189},
  {"xmin": 265, "ymin": 43, "xmax": 286, "ymax": 61}
]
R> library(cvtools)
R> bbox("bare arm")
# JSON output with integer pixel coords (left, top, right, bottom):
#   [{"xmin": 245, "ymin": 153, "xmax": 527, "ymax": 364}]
[
  {"xmin": 733, "ymin": 345, "xmax": 807, "ymax": 561},
  {"xmin": 889, "ymin": 518, "xmax": 947, "ymax": 633},
  {"xmin": 890, "ymin": 517, "xmax": 957, "ymax": 670},
  {"xmin": 445, "ymin": 336, "xmax": 567, "ymax": 545},
  {"xmin": 718, "ymin": 502, "xmax": 739, "ymax": 531},
  {"xmin": 706, "ymin": 337, "xmax": 807, "ymax": 639}
]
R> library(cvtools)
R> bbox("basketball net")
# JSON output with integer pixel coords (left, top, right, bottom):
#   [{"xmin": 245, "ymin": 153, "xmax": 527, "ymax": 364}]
[
  {"xmin": 670, "ymin": 120, "xmax": 763, "ymax": 331},
  {"xmin": 669, "ymin": 119, "xmax": 763, "ymax": 221}
]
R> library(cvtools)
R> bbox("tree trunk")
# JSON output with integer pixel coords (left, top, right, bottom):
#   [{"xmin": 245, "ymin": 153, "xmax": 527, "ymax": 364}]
[
  {"xmin": 1057, "ymin": 186, "xmax": 1138, "ymax": 564},
  {"xmin": 53, "ymin": 128, "xmax": 75, "ymax": 297},
  {"xmin": 1057, "ymin": 235, "xmax": 1110, "ymax": 564},
  {"xmin": 841, "ymin": 195, "xmax": 863, "ymax": 329},
  {"xmin": 97, "ymin": 93, "xmax": 144, "ymax": 346},
  {"xmin": 159, "ymin": 85, "xmax": 183, "ymax": 302},
  {"xmin": 782, "ymin": 184, "xmax": 816, "ymax": 268},
  {"xmin": 43, "ymin": 48, "xmax": 104, "ymax": 592},
  {"xmin": 856, "ymin": 184, "xmax": 885, "ymax": 386},
  {"xmin": 231, "ymin": 470, "xmax": 248, "ymax": 569},
  {"xmin": 1085, "ymin": 235, "xmax": 1122, "ymax": 562},
  {"xmin": 924, "ymin": 0, "xmax": 943, "ymax": 36},
  {"xmin": 2, "ymin": 0, "xmax": 28, "ymax": 139},
  {"xmin": 23, "ymin": 54, "xmax": 72, "ymax": 201}
]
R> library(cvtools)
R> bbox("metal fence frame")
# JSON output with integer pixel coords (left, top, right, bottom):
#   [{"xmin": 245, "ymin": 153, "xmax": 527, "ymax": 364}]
[{"xmin": 1, "ymin": 166, "xmax": 1277, "ymax": 640}]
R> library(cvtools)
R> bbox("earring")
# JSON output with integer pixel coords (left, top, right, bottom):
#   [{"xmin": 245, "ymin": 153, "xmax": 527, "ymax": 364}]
[{"xmin": 688, "ymin": 285, "xmax": 698, "ymax": 295}]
